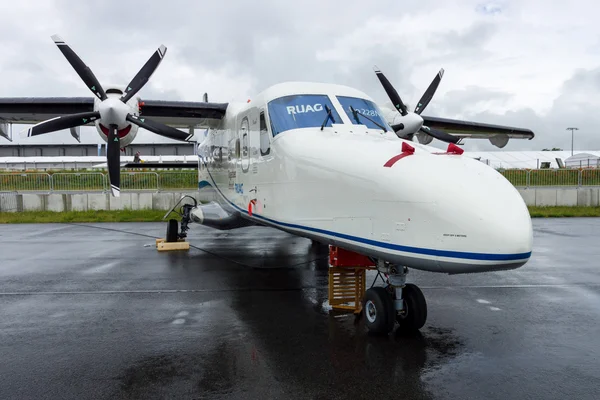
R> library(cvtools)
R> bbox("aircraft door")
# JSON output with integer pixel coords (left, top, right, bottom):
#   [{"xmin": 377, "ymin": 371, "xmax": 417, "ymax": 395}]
[{"xmin": 248, "ymin": 109, "xmax": 261, "ymax": 175}]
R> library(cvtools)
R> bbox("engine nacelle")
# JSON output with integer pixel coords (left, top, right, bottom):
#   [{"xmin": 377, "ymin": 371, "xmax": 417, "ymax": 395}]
[
  {"xmin": 95, "ymin": 122, "xmax": 138, "ymax": 147},
  {"xmin": 416, "ymin": 131, "xmax": 434, "ymax": 145},
  {"xmin": 489, "ymin": 134, "xmax": 509, "ymax": 148}
]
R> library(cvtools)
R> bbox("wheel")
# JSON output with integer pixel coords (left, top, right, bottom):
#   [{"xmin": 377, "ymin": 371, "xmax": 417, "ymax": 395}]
[
  {"xmin": 396, "ymin": 283, "xmax": 427, "ymax": 332},
  {"xmin": 166, "ymin": 218, "xmax": 179, "ymax": 243},
  {"xmin": 362, "ymin": 287, "xmax": 395, "ymax": 334}
]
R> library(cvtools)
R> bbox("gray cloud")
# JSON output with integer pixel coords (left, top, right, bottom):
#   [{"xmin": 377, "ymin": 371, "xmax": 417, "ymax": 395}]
[
  {"xmin": 432, "ymin": 85, "xmax": 513, "ymax": 116},
  {"xmin": 2, "ymin": 0, "xmax": 600, "ymax": 153},
  {"xmin": 426, "ymin": 22, "xmax": 497, "ymax": 62},
  {"xmin": 455, "ymin": 67, "xmax": 600, "ymax": 151}
]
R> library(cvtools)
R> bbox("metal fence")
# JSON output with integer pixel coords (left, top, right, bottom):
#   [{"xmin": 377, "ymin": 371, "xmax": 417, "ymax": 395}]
[
  {"xmin": 51, "ymin": 172, "xmax": 106, "ymax": 192},
  {"xmin": 0, "ymin": 171, "xmax": 198, "ymax": 193},
  {"xmin": 2, "ymin": 169, "xmax": 600, "ymax": 193},
  {"xmin": 498, "ymin": 169, "xmax": 600, "ymax": 187}
]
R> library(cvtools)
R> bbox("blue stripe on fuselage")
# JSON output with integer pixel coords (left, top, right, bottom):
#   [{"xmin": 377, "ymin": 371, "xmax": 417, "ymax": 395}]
[{"xmin": 199, "ymin": 163, "xmax": 531, "ymax": 262}]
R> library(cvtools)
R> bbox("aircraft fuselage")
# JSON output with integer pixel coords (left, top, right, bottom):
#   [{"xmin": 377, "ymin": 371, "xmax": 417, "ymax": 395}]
[{"xmin": 195, "ymin": 82, "xmax": 533, "ymax": 274}]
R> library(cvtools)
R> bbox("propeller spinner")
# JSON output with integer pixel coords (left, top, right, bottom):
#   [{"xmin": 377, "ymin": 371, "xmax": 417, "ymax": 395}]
[
  {"xmin": 374, "ymin": 66, "xmax": 460, "ymax": 145},
  {"xmin": 24, "ymin": 35, "xmax": 192, "ymax": 197}
]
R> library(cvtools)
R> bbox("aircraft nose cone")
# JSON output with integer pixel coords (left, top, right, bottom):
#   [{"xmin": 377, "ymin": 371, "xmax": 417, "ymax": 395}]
[
  {"xmin": 381, "ymin": 152, "xmax": 532, "ymax": 272},
  {"xmin": 432, "ymin": 156, "xmax": 533, "ymax": 268}
]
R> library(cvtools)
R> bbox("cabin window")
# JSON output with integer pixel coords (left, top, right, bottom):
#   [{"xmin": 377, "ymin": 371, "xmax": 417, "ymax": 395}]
[
  {"xmin": 259, "ymin": 111, "xmax": 270, "ymax": 156},
  {"xmin": 267, "ymin": 94, "xmax": 341, "ymax": 136}
]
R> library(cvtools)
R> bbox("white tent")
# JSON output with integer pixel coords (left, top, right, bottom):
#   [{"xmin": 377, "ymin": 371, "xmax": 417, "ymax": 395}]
[
  {"xmin": 466, "ymin": 150, "xmax": 600, "ymax": 169},
  {"xmin": 564, "ymin": 153, "xmax": 600, "ymax": 168}
]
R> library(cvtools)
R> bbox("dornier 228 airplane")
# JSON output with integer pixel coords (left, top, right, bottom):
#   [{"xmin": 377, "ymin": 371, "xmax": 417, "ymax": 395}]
[{"xmin": 0, "ymin": 36, "xmax": 535, "ymax": 335}]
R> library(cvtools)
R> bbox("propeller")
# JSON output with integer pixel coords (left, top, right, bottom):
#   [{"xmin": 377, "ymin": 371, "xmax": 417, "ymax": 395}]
[
  {"xmin": 375, "ymin": 67, "xmax": 459, "ymax": 145},
  {"xmin": 22, "ymin": 35, "xmax": 194, "ymax": 197}
]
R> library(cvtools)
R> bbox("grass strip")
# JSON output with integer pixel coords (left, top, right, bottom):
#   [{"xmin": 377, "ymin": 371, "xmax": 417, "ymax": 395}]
[
  {"xmin": 1, "ymin": 206, "xmax": 600, "ymax": 224},
  {"xmin": 0, "ymin": 210, "xmax": 177, "ymax": 224},
  {"xmin": 527, "ymin": 206, "xmax": 600, "ymax": 218}
]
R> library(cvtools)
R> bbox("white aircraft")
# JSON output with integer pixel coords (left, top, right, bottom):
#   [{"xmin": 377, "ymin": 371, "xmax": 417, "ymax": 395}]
[{"xmin": 0, "ymin": 36, "xmax": 535, "ymax": 335}]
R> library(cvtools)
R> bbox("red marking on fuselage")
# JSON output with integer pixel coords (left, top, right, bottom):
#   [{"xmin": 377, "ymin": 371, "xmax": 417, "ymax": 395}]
[
  {"xmin": 384, "ymin": 142, "xmax": 415, "ymax": 167},
  {"xmin": 248, "ymin": 199, "xmax": 257, "ymax": 216},
  {"xmin": 433, "ymin": 143, "xmax": 464, "ymax": 155}
]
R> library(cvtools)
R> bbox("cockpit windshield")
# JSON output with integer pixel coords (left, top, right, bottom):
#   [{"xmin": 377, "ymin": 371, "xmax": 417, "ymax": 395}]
[
  {"xmin": 267, "ymin": 95, "xmax": 341, "ymax": 136},
  {"xmin": 336, "ymin": 96, "xmax": 391, "ymax": 131}
]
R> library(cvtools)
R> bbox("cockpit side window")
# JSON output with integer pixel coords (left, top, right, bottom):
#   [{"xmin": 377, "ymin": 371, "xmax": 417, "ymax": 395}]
[
  {"xmin": 259, "ymin": 111, "xmax": 270, "ymax": 156},
  {"xmin": 267, "ymin": 94, "xmax": 341, "ymax": 136}
]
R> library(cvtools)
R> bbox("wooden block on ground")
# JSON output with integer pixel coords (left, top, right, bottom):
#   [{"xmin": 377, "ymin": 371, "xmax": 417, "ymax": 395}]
[{"xmin": 156, "ymin": 240, "xmax": 190, "ymax": 251}]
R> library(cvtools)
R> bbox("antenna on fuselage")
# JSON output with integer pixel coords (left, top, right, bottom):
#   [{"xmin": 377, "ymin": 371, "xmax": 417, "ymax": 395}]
[{"xmin": 203, "ymin": 92, "xmax": 208, "ymax": 102}]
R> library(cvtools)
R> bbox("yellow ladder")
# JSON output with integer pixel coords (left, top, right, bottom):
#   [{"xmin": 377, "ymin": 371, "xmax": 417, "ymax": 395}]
[{"xmin": 328, "ymin": 266, "xmax": 368, "ymax": 314}]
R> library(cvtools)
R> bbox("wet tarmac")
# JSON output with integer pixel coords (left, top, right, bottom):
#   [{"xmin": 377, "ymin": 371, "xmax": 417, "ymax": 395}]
[{"xmin": 0, "ymin": 219, "xmax": 599, "ymax": 399}]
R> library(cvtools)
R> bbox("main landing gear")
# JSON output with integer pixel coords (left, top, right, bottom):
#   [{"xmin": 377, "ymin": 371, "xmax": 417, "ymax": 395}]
[{"xmin": 362, "ymin": 262, "xmax": 427, "ymax": 335}]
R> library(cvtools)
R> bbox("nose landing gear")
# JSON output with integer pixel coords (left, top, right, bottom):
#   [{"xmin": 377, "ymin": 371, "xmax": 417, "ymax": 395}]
[
  {"xmin": 163, "ymin": 195, "xmax": 198, "ymax": 242},
  {"xmin": 362, "ymin": 262, "xmax": 427, "ymax": 335},
  {"xmin": 363, "ymin": 286, "xmax": 396, "ymax": 334}
]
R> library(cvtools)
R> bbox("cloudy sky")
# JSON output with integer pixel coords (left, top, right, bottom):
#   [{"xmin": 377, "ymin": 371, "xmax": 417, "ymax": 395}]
[{"xmin": 1, "ymin": 0, "xmax": 600, "ymax": 151}]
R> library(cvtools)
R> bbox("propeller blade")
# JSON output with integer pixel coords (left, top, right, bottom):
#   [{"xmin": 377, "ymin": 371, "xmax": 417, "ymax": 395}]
[
  {"xmin": 106, "ymin": 124, "xmax": 121, "ymax": 197},
  {"xmin": 126, "ymin": 114, "xmax": 192, "ymax": 142},
  {"xmin": 391, "ymin": 123, "xmax": 405, "ymax": 132},
  {"xmin": 373, "ymin": 66, "xmax": 408, "ymax": 116},
  {"xmin": 25, "ymin": 111, "xmax": 100, "ymax": 137},
  {"xmin": 420, "ymin": 125, "xmax": 460, "ymax": 144},
  {"xmin": 51, "ymin": 35, "xmax": 107, "ymax": 101},
  {"xmin": 121, "ymin": 45, "xmax": 167, "ymax": 103},
  {"xmin": 414, "ymin": 68, "xmax": 444, "ymax": 115}
]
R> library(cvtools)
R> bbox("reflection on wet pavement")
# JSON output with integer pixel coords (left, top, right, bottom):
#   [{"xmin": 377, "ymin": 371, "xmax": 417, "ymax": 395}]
[{"xmin": 0, "ymin": 220, "xmax": 599, "ymax": 399}]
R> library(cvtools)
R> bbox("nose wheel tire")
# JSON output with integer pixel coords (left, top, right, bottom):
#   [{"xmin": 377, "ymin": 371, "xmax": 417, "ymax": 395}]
[
  {"xmin": 396, "ymin": 283, "xmax": 427, "ymax": 332},
  {"xmin": 166, "ymin": 218, "xmax": 179, "ymax": 243},
  {"xmin": 362, "ymin": 287, "xmax": 396, "ymax": 334}
]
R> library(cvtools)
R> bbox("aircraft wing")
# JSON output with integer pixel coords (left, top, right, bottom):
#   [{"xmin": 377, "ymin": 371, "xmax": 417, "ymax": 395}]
[
  {"xmin": 419, "ymin": 115, "xmax": 534, "ymax": 148},
  {"xmin": 422, "ymin": 115, "xmax": 534, "ymax": 139},
  {"xmin": 138, "ymin": 100, "xmax": 228, "ymax": 128},
  {"xmin": 0, "ymin": 97, "xmax": 228, "ymax": 134},
  {"xmin": 122, "ymin": 162, "xmax": 198, "ymax": 169},
  {"xmin": 0, "ymin": 97, "xmax": 95, "ymax": 124}
]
